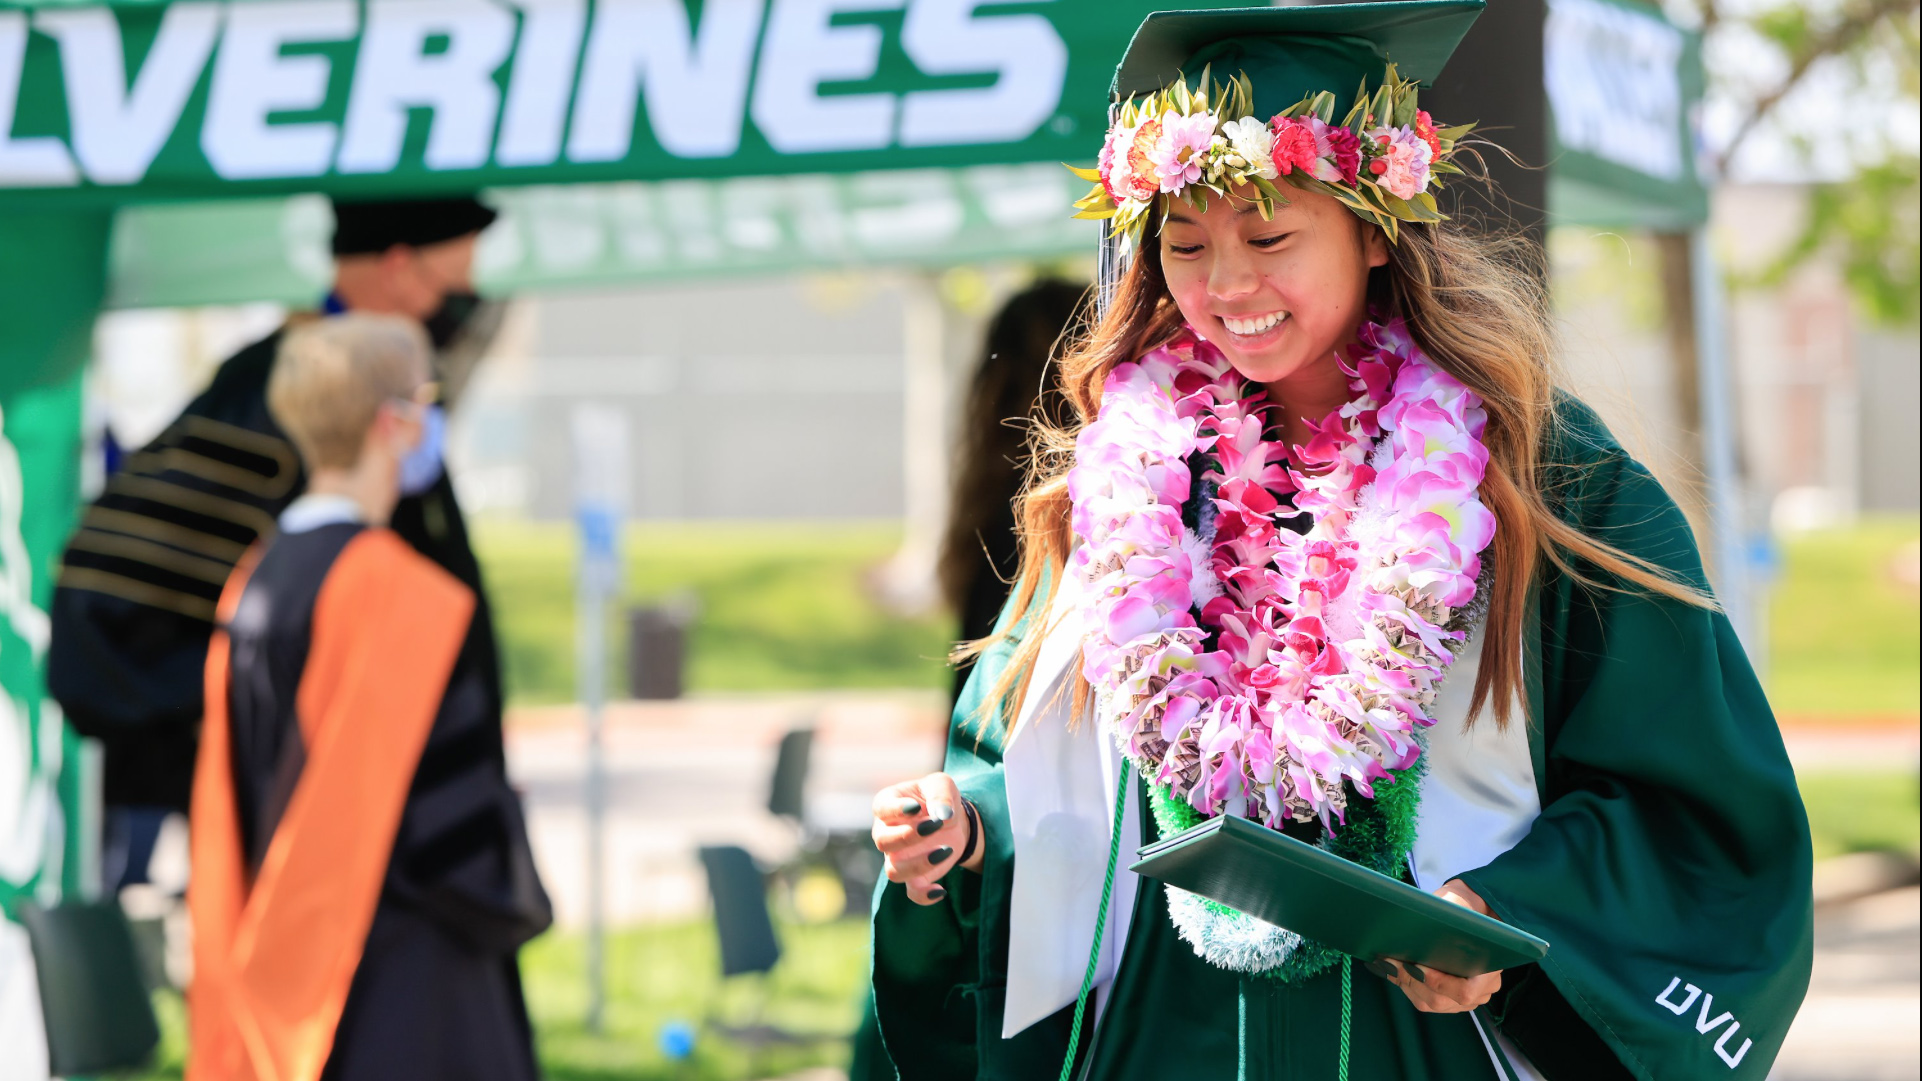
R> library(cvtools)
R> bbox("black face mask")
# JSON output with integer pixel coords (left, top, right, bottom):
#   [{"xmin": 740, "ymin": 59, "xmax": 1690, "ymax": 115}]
[{"xmin": 424, "ymin": 290, "xmax": 483, "ymax": 351}]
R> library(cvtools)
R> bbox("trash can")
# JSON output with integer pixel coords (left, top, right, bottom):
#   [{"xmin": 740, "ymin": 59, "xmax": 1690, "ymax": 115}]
[{"xmin": 626, "ymin": 605, "xmax": 689, "ymax": 700}]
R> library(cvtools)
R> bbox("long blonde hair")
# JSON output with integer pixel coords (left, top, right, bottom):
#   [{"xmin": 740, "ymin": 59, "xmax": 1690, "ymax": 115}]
[{"xmin": 967, "ymin": 214, "xmax": 1712, "ymax": 732}]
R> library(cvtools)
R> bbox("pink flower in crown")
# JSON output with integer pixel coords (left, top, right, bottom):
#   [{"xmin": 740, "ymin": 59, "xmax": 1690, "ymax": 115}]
[
  {"xmin": 1299, "ymin": 119, "xmax": 1360, "ymax": 186},
  {"xmin": 1268, "ymin": 116, "xmax": 1321, "ymax": 177},
  {"xmin": 1151, "ymin": 110, "xmax": 1219, "ymax": 192},
  {"xmin": 1098, "ymin": 121, "xmax": 1137, "ymax": 204},
  {"xmin": 1415, "ymin": 110, "xmax": 1443, "ymax": 158},
  {"xmin": 1370, "ymin": 125, "xmax": 1433, "ymax": 200},
  {"xmin": 1321, "ymin": 125, "xmax": 1362, "ymax": 185},
  {"xmin": 1125, "ymin": 117, "xmax": 1166, "ymax": 201}
]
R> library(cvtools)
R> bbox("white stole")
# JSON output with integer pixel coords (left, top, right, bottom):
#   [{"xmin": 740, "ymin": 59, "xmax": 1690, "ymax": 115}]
[
  {"xmin": 1410, "ymin": 630, "xmax": 1541, "ymax": 892},
  {"xmin": 1001, "ymin": 576, "xmax": 1142, "ymax": 1038}
]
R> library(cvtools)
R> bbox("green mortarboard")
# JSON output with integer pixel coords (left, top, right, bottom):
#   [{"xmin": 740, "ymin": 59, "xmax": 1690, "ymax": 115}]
[{"xmin": 1111, "ymin": 1, "xmax": 1486, "ymax": 119}]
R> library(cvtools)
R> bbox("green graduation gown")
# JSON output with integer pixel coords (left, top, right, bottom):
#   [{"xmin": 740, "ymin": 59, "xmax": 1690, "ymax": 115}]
[{"xmin": 869, "ymin": 398, "xmax": 1813, "ymax": 1080}]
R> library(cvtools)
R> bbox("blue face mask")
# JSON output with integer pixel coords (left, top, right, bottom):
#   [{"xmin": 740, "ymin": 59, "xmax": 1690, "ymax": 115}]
[{"xmin": 399, "ymin": 404, "xmax": 446, "ymax": 496}]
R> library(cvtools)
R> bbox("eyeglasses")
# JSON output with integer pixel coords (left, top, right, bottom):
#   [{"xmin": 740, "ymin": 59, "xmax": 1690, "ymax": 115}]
[{"xmin": 388, "ymin": 381, "xmax": 441, "ymax": 413}]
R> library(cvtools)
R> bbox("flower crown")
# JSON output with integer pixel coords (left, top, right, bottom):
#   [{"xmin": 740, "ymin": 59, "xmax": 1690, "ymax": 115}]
[{"xmin": 1070, "ymin": 63, "xmax": 1474, "ymax": 246}]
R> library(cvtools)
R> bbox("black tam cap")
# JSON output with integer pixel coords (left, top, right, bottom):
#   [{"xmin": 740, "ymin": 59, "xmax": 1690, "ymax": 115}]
[{"xmin": 330, "ymin": 196, "xmax": 499, "ymax": 256}]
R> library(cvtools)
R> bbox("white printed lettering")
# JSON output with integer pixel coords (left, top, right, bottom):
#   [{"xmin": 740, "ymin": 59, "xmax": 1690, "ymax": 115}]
[
  {"xmin": 751, "ymin": 0, "xmax": 901, "ymax": 154},
  {"xmin": 36, "ymin": 3, "xmax": 222, "ymax": 185},
  {"xmin": 1658, "ymin": 976, "xmax": 1758, "ymax": 1071},
  {"xmin": 495, "ymin": 0, "xmax": 586, "ymax": 167},
  {"xmin": 1655, "ymin": 976, "xmax": 1701, "ymax": 1015},
  {"xmin": 897, "ymin": 0, "xmax": 1066, "ymax": 147},
  {"xmin": 568, "ymin": 0, "xmax": 764, "ymax": 162},
  {"xmin": 1693, "ymin": 993, "xmax": 1734, "ymax": 1035},
  {"xmin": 203, "ymin": 0, "xmax": 358, "ymax": 179},
  {"xmin": 1714, "ymin": 1023, "xmax": 1752, "ymax": 1068},
  {"xmin": 337, "ymin": 0, "xmax": 515, "ymax": 173},
  {"xmin": 0, "ymin": 12, "xmax": 79, "ymax": 186}
]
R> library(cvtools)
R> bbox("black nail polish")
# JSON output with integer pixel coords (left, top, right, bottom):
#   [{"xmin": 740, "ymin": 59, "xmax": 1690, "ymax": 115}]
[
  {"xmin": 928, "ymin": 846, "xmax": 954, "ymax": 865},
  {"xmin": 1406, "ymin": 964, "xmax": 1426, "ymax": 984},
  {"xmin": 900, "ymin": 799, "xmax": 922, "ymax": 816},
  {"xmin": 916, "ymin": 818, "xmax": 942, "ymax": 837},
  {"xmin": 1364, "ymin": 959, "xmax": 1397, "ymax": 981},
  {"xmin": 927, "ymin": 886, "xmax": 947, "ymax": 901},
  {"xmin": 929, "ymin": 802, "xmax": 954, "ymax": 823}
]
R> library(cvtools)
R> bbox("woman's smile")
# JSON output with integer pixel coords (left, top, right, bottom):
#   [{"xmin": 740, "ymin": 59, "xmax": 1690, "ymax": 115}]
[{"xmin": 1217, "ymin": 309, "xmax": 1291, "ymax": 348}]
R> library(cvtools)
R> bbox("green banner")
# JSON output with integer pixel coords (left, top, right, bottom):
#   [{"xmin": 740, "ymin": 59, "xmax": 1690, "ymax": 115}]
[
  {"xmin": 107, "ymin": 160, "xmax": 1094, "ymax": 306},
  {"xmin": 0, "ymin": 0, "xmax": 1211, "ymax": 208},
  {"xmin": 0, "ymin": 371, "xmax": 85, "ymax": 914},
  {"xmin": 1543, "ymin": 0, "xmax": 1708, "ymax": 229}
]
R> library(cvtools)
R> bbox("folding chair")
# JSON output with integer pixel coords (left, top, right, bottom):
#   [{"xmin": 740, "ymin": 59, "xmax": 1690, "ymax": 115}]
[{"xmin": 15, "ymin": 899, "xmax": 160, "ymax": 1075}]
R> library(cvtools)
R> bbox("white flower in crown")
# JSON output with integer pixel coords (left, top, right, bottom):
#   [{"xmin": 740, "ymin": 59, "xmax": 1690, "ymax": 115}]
[{"xmin": 1219, "ymin": 116, "xmax": 1279, "ymax": 181}]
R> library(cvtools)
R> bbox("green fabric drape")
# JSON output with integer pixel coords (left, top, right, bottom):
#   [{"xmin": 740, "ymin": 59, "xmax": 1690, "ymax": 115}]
[{"xmin": 869, "ymin": 397, "xmax": 1811, "ymax": 1080}]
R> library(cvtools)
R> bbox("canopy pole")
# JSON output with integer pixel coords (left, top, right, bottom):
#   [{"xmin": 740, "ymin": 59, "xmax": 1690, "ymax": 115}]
[
  {"xmin": 878, "ymin": 272, "xmax": 949, "ymax": 613},
  {"xmin": 1689, "ymin": 228, "xmax": 1751, "ymax": 648},
  {"xmin": 571, "ymin": 404, "xmax": 628, "ymax": 1035}
]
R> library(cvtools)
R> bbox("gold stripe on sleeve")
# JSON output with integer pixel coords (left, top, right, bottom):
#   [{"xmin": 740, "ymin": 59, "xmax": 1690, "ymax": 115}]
[
  {"xmin": 57, "ymin": 566, "xmax": 220, "ymax": 622},
  {"xmin": 67, "ymin": 529, "xmax": 238, "ymax": 585},
  {"xmin": 81, "ymin": 506, "xmax": 250, "ymax": 563},
  {"xmin": 108, "ymin": 475, "xmax": 278, "ymax": 537}
]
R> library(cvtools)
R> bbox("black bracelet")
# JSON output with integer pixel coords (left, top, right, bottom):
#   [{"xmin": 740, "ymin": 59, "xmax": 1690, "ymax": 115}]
[{"xmin": 956, "ymin": 798, "xmax": 981, "ymax": 867}]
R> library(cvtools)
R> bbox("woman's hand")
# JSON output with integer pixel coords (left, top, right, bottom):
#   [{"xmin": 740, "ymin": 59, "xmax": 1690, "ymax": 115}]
[
  {"xmin": 872, "ymin": 772, "xmax": 982, "ymax": 906},
  {"xmin": 1367, "ymin": 879, "xmax": 1502, "ymax": 1013}
]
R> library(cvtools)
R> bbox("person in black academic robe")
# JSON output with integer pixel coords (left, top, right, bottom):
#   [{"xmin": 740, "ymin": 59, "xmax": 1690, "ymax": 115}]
[
  {"xmin": 48, "ymin": 197, "xmax": 505, "ymax": 883},
  {"xmin": 190, "ymin": 314, "xmax": 547, "ymax": 1081}
]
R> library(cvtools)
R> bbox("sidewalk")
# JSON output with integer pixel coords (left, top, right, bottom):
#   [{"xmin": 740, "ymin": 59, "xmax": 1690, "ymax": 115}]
[
  {"xmin": 506, "ymin": 691, "xmax": 948, "ymax": 926},
  {"xmin": 1773, "ymin": 886, "xmax": 1921, "ymax": 1081},
  {"xmin": 1780, "ymin": 719, "xmax": 1921, "ymax": 773}
]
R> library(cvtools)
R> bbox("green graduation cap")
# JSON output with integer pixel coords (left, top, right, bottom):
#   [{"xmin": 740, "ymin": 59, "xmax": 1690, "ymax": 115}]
[
  {"xmin": 1112, "ymin": 1, "xmax": 1486, "ymax": 117},
  {"xmin": 1071, "ymin": 1, "xmax": 1488, "ymax": 243}
]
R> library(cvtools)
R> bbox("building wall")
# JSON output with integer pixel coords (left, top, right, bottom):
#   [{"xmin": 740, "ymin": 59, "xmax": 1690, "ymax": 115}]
[{"xmin": 452, "ymin": 275, "xmax": 913, "ymax": 521}]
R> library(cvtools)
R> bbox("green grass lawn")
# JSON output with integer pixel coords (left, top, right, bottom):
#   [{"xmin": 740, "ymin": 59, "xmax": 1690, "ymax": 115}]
[
  {"xmin": 1766, "ymin": 514, "xmax": 1920, "ymax": 718},
  {"xmin": 133, "ymin": 917, "xmax": 869, "ymax": 1081},
  {"xmin": 1800, "ymin": 770, "xmax": 1922, "ymax": 860},
  {"xmin": 474, "ymin": 514, "xmax": 1922, "ymax": 719},
  {"xmin": 475, "ymin": 520, "xmax": 956, "ymax": 704}
]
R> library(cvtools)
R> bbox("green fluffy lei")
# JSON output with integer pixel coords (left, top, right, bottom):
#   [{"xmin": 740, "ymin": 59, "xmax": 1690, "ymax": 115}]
[{"xmin": 1146, "ymin": 751, "xmax": 1426, "ymax": 983}]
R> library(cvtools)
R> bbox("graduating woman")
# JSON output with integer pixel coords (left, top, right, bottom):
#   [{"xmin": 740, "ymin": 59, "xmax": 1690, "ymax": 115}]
[{"xmin": 865, "ymin": 3, "xmax": 1813, "ymax": 1079}]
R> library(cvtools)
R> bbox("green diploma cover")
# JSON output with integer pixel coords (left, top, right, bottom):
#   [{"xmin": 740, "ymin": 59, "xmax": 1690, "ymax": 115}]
[{"xmin": 1132, "ymin": 815, "xmax": 1550, "ymax": 978}]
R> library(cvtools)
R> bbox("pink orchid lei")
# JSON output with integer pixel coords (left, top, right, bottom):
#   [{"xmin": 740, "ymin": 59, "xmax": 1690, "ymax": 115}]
[{"xmin": 1068, "ymin": 319, "xmax": 1495, "ymax": 837}]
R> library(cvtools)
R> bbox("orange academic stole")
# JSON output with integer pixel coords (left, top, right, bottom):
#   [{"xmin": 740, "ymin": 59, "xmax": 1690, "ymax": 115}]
[{"xmin": 188, "ymin": 529, "xmax": 473, "ymax": 1081}]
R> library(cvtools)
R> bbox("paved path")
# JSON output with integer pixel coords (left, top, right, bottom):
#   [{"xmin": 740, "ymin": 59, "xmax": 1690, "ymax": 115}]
[
  {"xmin": 1773, "ymin": 887, "xmax": 1920, "ymax": 1081},
  {"xmin": 1780, "ymin": 722, "xmax": 1920, "ymax": 773},
  {"xmin": 506, "ymin": 691, "xmax": 947, "ymax": 926}
]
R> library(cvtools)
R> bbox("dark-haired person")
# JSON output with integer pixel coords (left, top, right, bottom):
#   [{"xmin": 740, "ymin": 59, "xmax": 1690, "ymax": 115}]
[
  {"xmin": 939, "ymin": 278, "xmax": 1087, "ymax": 705},
  {"xmin": 50, "ymin": 196, "xmax": 506, "ymax": 886},
  {"xmin": 865, "ymin": 4, "xmax": 1811, "ymax": 1079}
]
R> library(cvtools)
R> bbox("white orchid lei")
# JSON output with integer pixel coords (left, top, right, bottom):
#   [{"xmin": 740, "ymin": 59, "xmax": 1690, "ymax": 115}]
[
  {"xmin": 1070, "ymin": 64, "xmax": 1474, "ymax": 247},
  {"xmin": 1067, "ymin": 319, "xmax": 1495, "ymax": 977}
]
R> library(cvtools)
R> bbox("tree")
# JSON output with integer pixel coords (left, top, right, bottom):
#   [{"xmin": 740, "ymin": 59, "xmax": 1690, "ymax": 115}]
[{"xmin": 1688, "ymin": 0, "xmax": 1921, "ymax": 323}]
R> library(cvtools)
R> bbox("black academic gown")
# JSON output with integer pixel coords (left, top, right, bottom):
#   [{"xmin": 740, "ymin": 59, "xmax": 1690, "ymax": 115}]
[
  {"xmin": 50, "ymin": 327, "xmax": 503, "ymax": 811},
  {"xmin": 225, "ymin": 521, "xmax": 549, "ymax": 1081}
]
